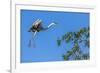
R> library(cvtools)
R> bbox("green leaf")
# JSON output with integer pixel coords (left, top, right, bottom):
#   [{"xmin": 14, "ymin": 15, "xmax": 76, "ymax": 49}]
[
  {"xmin": 57, "ymin": 26, "xmax": 89, "ymax": 60},
  {"xmin": 66, "ymin": 51, "xmax": 73, "ymax": 57},
  {"xmin": 57, "ymin": 38, "xmax": 61, "ymax": 46},
  {"xmin": 82, "ymin": 53, "xmax": 90, "ymax": 60},
  {"xmin": 62, "ymin": 55, "xmax": 69, "ymax": 60},
  {"xmin": 63, "ymin": 32, "xmax": 73, "ymax": 43},
  {"xmin": 84, "ymin": 40, "xmax": 89, "ymax": 48}
]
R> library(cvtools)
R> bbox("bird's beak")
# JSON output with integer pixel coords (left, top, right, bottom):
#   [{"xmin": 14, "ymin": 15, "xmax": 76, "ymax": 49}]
[{"xmin": 53, "ymin": 22, "xmax": 57, "ymax": 25}]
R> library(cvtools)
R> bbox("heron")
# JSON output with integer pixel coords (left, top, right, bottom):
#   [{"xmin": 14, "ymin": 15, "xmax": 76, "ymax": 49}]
[{"xmin": 28, "ymin": 19, "xmax": 57, "ymax": 48}]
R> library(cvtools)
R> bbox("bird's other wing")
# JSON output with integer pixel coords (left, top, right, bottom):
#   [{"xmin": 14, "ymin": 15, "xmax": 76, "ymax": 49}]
[{"xmin": 32, "ymin": 19, "xmax": 42, "ymax": 25}]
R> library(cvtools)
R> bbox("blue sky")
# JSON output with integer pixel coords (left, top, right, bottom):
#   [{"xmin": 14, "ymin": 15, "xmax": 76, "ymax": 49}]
[{"xmin": 20, "ymin": 9, "xmax": 89, "ymax": 63}]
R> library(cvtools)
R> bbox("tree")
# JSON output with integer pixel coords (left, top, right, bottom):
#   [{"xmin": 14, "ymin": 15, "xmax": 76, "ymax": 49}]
[{"xmin": 57, "ymin": 27, "xmax": 89, "ymax": 60}]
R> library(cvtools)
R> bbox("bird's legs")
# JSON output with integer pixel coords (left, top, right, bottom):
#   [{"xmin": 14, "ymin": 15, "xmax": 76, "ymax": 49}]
[{"xmin": 28, "ymin": 31, "xmax": 37, "ymax": 48}]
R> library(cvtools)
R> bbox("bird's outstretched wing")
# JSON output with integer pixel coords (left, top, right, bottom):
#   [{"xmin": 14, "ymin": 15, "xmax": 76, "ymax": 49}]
[
  {"xmin": 28, "ymin": 19, "xmax": 42, "ymax": 32},
  {"xmin": 32, "ymin": 19, "xmax": 40, "ymax": 25},
  {"xmin": 32, "ymin": 19, "xmax": 42, "ymax": 28}
]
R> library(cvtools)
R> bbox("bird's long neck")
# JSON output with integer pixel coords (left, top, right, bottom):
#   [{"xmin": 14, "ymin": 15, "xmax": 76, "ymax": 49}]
[
  {"xmin": 41, "ymin": 23, "xmax": 56, "ymax": 31},
  {"xmin": 47, "ymin": 23, "xmax": 56, "ymax": 28}
]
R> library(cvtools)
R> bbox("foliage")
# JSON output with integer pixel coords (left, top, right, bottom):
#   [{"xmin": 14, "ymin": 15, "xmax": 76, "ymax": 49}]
[
  {"xmin": 57, "ymin": 27, "xmax": 90, "ymax": 60},
  {"xmin": 57, "ymin": 38, "xmax": 61, "ymax": 46}
]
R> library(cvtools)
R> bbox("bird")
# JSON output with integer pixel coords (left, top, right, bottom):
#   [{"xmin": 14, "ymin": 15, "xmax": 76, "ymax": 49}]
[{"xmin": 28, "ymin": 19, "xmax": 57, "ymax": 48}]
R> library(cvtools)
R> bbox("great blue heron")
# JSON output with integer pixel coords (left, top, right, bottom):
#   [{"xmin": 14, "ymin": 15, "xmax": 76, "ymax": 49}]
[{"xmin": 28, "ymin": 19, "xmax": 57, "ymax": 48}]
